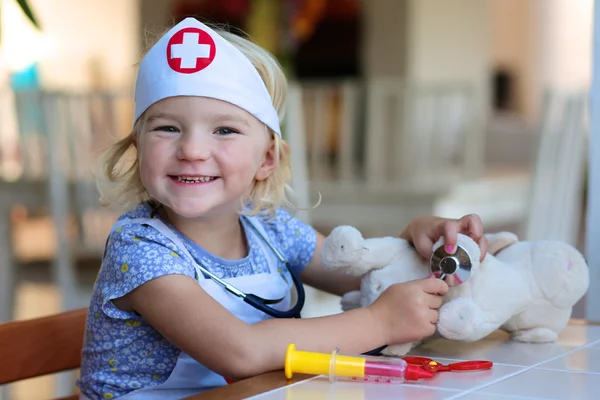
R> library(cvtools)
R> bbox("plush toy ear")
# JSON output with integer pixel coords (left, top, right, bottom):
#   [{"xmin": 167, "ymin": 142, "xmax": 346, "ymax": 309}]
[{"xmin": 485, "ymin": 232, "xmax": 519, "ymax": 255}]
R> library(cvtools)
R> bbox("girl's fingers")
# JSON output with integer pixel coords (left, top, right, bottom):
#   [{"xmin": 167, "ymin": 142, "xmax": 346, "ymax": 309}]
[
  {"xmin": 477, "ymin": 235, "xmax": 489, "ymax": 261},
  {"xmin": 442, "ymin": 220, "xmax": 459, "ymax": 254},
  {"xmin": 459, "ymin": 214, "xmax": 484, "ymax": 242},
  {"xmin": 458, "ymin": 214, "xmax": 487, "ymax": 260}
]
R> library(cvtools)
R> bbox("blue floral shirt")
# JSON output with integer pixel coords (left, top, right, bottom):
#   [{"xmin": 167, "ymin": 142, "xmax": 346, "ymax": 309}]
[{"xmin": 76, "ymin": 203, "xmax": 316, "ymax": 399}]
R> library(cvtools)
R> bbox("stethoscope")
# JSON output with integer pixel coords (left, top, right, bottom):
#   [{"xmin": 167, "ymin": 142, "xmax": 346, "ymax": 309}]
[
  {"xmin": 430, "ymin": 244, "xmax": 473, "ymax": 287},
  {"xmin": 196, "ymin": 218, "xmax": 474, "ymax": 355},
  {"xmin": 366, "ymin": 243, "xmax": 475, "ymax": 356},
  {"xmin": 194, "ymin": 217, "xmax": 305, "ymax": 319},
  {"xmin": 193, "ymin": 221, "xmax": 389, "ymax": 356}
]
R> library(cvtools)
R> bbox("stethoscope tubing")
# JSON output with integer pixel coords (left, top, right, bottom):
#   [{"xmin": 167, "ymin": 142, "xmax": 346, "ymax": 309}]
[
  {"xmin": 198, "ymin": 217, "xmax": 386, "ymax": 353},
  {"xmin": 242, "ymin": 265, "xmax": 305, "ymax": 319},
  {"xmin": 196, "ymin": 217, "xmax": 306, "ymax": 319}
]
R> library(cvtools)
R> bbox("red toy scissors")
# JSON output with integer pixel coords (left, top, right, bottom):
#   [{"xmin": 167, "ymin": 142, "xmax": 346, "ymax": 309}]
[{"xmin": 402, "ymin": 356, "xmax": 493, "ymax": 373}]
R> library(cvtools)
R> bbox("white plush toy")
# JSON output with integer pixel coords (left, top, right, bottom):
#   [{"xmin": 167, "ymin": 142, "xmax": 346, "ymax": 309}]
[
  {"xmin": 322, "ymin": 225, "xmax": 590, "ymax": 356},
  {"xmin": 321, "ymin": 225, "xmax": 435, "ymax": 356}
]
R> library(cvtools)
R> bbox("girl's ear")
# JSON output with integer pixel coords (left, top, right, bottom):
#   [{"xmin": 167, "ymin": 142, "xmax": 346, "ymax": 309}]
[{"xmin": 255, "ymin": 138, "xmax": 282, "ymax": 181}]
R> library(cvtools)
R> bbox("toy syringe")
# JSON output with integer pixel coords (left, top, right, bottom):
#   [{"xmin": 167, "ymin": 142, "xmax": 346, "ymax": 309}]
[{"xmin": 285, "ymin": 344, "xmax": 433, "ymax": 384}]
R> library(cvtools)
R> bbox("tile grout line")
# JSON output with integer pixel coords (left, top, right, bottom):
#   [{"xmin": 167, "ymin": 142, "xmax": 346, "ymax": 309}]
[
  {"xmin": 443, "ymin": 338, "xmax": 600, "ymax": 400},
  {"xmin": 535, "ymin": 366, "xmax": 600, "ymax": 375}
]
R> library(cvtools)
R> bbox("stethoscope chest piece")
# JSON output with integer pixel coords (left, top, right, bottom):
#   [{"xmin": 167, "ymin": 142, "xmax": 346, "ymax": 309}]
[{"xmin": 430, "ymin": 245, "xmax": 473, "ymax": 286}]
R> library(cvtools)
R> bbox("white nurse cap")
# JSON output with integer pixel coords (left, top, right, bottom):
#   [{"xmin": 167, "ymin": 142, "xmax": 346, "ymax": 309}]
[{"xmin": 133, "ymin": 17, "xmax": 281, "ymax": 136}]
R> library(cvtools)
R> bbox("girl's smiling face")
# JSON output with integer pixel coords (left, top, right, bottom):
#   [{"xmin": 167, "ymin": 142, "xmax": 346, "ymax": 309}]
[{"xmin": 137, "ymin": 96, "xmax": 276, "ymax": 221}]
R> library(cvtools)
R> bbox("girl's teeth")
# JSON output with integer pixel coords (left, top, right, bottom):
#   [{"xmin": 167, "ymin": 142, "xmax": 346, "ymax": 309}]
[{"xmin": 176, "ymin": 176, "xmax": 215, "ymax": 183}]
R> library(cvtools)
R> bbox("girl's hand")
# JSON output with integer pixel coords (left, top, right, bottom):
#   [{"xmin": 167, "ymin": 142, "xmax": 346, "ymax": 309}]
[
  {"xmin": 400, "ymin": 214, "xmax": 488, "ymax": 261},
  {"xmin": 369, "ymin": 278, "xmax": 449, "ymax": 344}
]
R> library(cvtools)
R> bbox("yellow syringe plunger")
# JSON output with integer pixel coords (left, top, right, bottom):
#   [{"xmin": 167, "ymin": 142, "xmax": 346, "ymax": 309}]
[{"xmin": 285, "ymin": 344, "xmax": 366, "ymax": 381}]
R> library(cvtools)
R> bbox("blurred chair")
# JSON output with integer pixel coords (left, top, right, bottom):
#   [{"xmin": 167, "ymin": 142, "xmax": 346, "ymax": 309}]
[
  {"xmin": 523, "ymin": 90, "xmax": 588, "ymax": 244},
  {"xmin": 0, "ymin": 308, "xmax": 87, "ymax": 400},
  {"xmin": 433, "ymin": 89, "xmax": 589, "ymax": 246},
  {"xmin": 363, "ymin": 78, "xmax": 481, "ymax": 188},
  {"xmin": 0, "ymin": 89, "xmax": 131, "ymax": 398},
  {"xmin": 290, "ymin": 77, "xmax": 478, "ymax": 236},
  {"xmin": 7, "ymin": 89, "xmax": 132, "ymax": 310}
]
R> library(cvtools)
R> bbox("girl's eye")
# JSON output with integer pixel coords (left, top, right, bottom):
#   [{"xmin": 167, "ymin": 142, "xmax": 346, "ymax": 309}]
[
  {"xmin": 154, "ymin": 125, "xmax": 179, "ymax": 133},
  {"xmin": 215, "ymin": 127, "xmax": 238, "ymax": 136}
]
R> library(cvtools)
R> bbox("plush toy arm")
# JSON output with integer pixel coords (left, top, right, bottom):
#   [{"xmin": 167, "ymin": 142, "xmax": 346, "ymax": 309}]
[{"xmin": 437, "ymin": 298, "xmax": 505, "ymax": 342}]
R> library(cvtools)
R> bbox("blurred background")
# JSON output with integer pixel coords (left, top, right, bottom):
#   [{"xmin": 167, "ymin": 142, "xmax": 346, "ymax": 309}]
[{"xmin": 0, "ymin": 0, "xmax": 595, "ymax": 398}]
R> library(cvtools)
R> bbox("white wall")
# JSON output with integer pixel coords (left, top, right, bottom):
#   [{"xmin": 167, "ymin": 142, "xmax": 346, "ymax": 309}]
[
  {"xmin": 359, "ymin": 0, "xmax": 492, "ymax": 102},
  {"xmin": 491, "ymin": 0, "xmax": 529, "ymax": 77},
  {"xmin": 490, "ymin": 0, "xmax": 592, "ymax": 123},
  {"xmin": 405, "ymin": 0, "xmax": 492, "ymax": 175},
  {"xmin": 530, "ymin": 0, "xmax": 592, "ymax": 123},
  {"xmin": 537, "ymin": 0, "xmax": 592, "ymax": 90},
  {"xmin": 368, "ymin": 0, "xmax": 592, "ymax": 126},
  {"xmin": 406, "ymin": 0, "xmax": 491, "ymax": 90},
  {"xmin": 360, "ymin": 0, "xmax": 408, "ymax": 78},
  {"xmin": 490, "ymin": 0, "xmax": 535, "ymax": 118}
]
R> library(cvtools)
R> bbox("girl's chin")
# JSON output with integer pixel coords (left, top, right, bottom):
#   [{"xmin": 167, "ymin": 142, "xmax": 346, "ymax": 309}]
[{"xmin": 161, "ymin": 202, "xmax": 241, "ymax": 221}]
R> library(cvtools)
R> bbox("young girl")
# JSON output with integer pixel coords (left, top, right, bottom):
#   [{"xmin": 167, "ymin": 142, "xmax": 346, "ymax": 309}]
[{"xmin": 77, "ymin": 17, "xmax": 488, "ymax": 399}]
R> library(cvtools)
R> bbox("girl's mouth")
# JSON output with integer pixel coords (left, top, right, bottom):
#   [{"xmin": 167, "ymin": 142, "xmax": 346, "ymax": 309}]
[{"xmin": 169, "ymin": 175, "xmax": 219, "ymax": 184}]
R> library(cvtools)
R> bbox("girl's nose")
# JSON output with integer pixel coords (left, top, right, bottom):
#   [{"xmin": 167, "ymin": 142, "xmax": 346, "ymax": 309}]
[{"xmin": 176, "ymin": 132, "xmax": 211, "ymax": 161}]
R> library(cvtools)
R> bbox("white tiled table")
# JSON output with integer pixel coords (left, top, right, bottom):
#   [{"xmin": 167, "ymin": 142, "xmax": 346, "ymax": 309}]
[{"xmin": 248, "ymin": 322, "xmax": 600, "ymax": 400}]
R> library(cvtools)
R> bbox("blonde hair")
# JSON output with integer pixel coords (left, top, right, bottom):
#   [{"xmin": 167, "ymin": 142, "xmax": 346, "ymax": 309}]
[{"xmin": 98, "ymin": 23, "xmax": 294, "ymax": 218}]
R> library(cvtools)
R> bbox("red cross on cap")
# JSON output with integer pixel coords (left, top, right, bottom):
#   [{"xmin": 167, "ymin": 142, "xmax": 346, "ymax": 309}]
[{"xmin": 166, "ymin": 27, "xmax": 216, "ymax": 74}]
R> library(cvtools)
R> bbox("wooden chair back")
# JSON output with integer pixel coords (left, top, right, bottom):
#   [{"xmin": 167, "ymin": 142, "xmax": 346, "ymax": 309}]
[{"xmin": 0, "ymin": 308, "xmax": 87, "ymax": 385}]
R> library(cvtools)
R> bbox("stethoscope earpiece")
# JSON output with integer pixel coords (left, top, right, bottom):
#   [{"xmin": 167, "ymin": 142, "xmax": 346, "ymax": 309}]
[{"xmin": 430, "ymin": 245, "xmax": 473, "ymax": 286}]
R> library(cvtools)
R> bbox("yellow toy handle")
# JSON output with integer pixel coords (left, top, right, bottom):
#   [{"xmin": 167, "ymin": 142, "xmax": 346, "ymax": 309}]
[{"xmin": 285, "ymin": 343, "xmax": 366, "ymax": 380}]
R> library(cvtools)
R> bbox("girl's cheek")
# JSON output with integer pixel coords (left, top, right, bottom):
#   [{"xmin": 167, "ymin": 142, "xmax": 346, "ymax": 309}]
[{"xmin": 143, "ymin": 140, "xmax": 170, "ymax": 158}]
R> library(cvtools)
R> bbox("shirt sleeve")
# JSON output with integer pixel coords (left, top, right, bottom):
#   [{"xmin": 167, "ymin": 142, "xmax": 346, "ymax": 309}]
[
  {"xmin": 262, "ymin": 208, "xmax": 317, "ymax": 275},
  {"xmin": 96, "ymin": 223, "xmax": 197, "ymax": 320}
]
